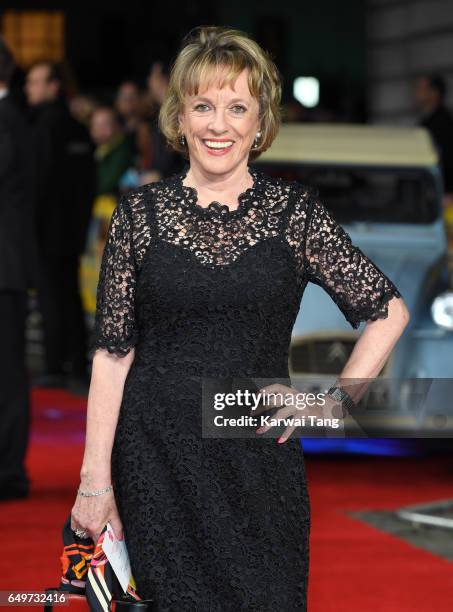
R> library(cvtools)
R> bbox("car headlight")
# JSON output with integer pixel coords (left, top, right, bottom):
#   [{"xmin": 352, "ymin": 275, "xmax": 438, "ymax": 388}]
[{"xmin": 431, "ymin": 291, "xmax": 453, "ymax": 330}]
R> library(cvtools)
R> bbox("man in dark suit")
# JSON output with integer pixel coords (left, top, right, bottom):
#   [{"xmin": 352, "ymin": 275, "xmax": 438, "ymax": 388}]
[
  {"xmin": 0, "ymin": 38, "xmax": 37, "ymax": 500},
  {"xmin": 415, "ymin": 74, "xmax": 453, "ymax": 193},
  {"xmin": 26, "ymin": 61, "xmax": 95, "ymax": 387}
]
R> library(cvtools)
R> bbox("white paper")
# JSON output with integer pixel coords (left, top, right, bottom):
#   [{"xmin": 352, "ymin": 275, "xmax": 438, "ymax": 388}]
[{"xmin": 101, "ymin": 522, "xmax": 133, "ymax": 593}]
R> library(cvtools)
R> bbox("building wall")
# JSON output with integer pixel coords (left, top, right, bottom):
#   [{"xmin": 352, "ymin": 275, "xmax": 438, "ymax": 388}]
[{"xmin": 368, "ymin": 0, "xmax": 453, "ymax": 124}]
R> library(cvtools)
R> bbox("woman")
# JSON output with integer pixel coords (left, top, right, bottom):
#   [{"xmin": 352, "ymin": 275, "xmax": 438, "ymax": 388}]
[{"xmin": 71, "ymin": 26, "xmax": 409, "ymax": 610}]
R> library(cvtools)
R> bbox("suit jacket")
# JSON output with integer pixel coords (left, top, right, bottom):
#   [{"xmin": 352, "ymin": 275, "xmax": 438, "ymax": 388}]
[
  {"xmin": 0, "ymin": 95, "xmax": 38, "ymax": 291},
  {"xmin": 419, "ymin": 104, "xmax": 453, "ymax": 192},
  {"xmin": 29, "ymin": 99, "xmax": 96, "ymax": 256}
]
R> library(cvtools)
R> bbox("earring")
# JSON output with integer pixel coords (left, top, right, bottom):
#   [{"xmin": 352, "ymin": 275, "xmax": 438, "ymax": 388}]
[
  {"xmin": 252, "ymin": 131, "xmax": 262, "ymax": 149},
  {"xmin": 180, "ymin": 134, "xmax": 186, "ymax": 147}
]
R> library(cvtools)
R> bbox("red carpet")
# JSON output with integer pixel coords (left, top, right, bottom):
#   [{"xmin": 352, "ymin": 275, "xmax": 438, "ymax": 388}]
[
  {"xmin": 0, "ymin": 388, "xmax": 452, "ymax": 610},
  {"xmin": 309, "ymin": 455, "xmax": 453, "ymax": 610}
]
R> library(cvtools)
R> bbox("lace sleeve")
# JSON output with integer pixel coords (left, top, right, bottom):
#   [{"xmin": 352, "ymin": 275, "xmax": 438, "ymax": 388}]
[
  {"xmin": 304, "ymin": 190, "xmax": 402, "ymax": 329},
  {"xmin": 90, "ymin": 194, "xmax": 139, "ymax": 356}
]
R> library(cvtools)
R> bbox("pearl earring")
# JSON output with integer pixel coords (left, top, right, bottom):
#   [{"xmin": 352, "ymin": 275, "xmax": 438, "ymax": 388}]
[
  {"xmin": 253, "ymin": 131, "xmax": 262, "ymax": 149},
  {"xmin": 180, "ymin": 134, "xmax": 186, "ymax": 146}
]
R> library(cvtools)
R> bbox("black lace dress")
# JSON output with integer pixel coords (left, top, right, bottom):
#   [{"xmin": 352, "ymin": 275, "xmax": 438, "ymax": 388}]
[{"xmin": 91, "ymin": 166, "xmax": 402, "ymax": 611}]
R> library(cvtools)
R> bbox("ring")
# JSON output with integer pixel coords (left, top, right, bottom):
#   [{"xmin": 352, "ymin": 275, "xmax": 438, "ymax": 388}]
[{"xmin": 74, "ymin": 527, "xmax": 88, "ymax": 538}]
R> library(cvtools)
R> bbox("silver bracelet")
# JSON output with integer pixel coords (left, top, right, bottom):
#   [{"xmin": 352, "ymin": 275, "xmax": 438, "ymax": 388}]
[{"xmin": 77, "ymin": 484, "xmax": 113, "ymax": 497}]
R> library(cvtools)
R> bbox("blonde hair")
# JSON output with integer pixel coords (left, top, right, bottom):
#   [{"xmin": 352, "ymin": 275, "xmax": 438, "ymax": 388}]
[{"xmin": 159, "ymin": 26, "xmax": 282, "ymax": 160}]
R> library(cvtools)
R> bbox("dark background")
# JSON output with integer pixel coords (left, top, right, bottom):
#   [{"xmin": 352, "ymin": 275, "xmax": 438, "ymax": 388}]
[{"xmin": 0, "ymin": 0, "xmax": 367, "ymax": 120}]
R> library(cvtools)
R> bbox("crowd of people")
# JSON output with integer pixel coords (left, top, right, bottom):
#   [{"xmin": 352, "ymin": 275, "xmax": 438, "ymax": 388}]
[
  {"xmin": 8, "ymin": 46, "xmax": 187, "ymax": 387},
  {"xmin": 0, "ymin": 37, "xmax": 185, "ymax": 500},
  {"xmin": 71, "ymin": 60, "xmax": 184, "ymax": 197}
]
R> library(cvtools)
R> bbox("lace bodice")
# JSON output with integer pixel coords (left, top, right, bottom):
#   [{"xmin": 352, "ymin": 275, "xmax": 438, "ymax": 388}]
[{"xmin": 91, "ymin": 166, "xmax": 402, "ymax": 358}]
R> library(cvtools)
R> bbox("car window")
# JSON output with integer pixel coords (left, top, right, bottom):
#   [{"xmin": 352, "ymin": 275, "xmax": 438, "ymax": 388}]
[{"xmin": 256, "ymin": 164, "xmax": 439, "ymax": 224}]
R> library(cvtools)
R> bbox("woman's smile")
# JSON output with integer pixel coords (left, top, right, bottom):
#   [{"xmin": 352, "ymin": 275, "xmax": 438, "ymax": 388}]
[{"xmin": 202, "ymin": 137, "xmax": 235, "ymax": 155}]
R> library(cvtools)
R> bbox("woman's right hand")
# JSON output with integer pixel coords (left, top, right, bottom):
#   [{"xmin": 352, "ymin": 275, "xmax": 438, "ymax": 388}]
[{"xmin": 70, "ymin": 480, "xmax": 124, "ymax": 545}]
